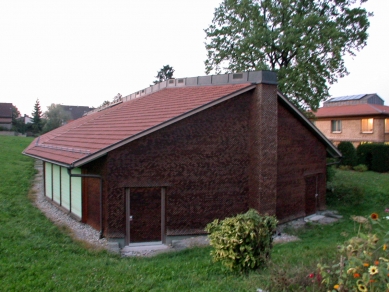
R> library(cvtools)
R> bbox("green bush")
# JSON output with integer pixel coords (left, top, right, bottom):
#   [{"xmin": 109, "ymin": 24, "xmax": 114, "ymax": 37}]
[
  {"xmin": 353, "ymin": 164, "xmax": 368, "ymax": 172},
  {"xmin": 326, "ymin": 183, "xmax": 364, "ymax": 206},
  {"xmin": 326, "ymin": 164, "xmax": 336, "ymax": 182},
  {"xmin": 205, "ymin": 209, "xmax": 278, "ymax": 272},
  {"xmin": 371, "ymin": 144, "xmax": 389, "ymax": 173},
  {"xmin": 337, "ymin": 141, "xmax": 357, "ymax": 167},
  {"xmin": 356, "ymin": 143, "xmax": 374, "ymax": 169}
]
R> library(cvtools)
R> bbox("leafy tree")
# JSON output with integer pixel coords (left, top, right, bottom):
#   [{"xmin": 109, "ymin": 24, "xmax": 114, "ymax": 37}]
[
  {"xmin": 204, "ymin": 0, "xmax": 371, "ymax": 110},
  {"xmin": 42, "ymin": 104, "xmax": 72, "ymax": 133},
  {"xmin": 153, "ymin": 65, "xmax": 175, "ymax": 84},
  {"xmin": 31, "ymin": 99, "xmax": 43, "ymax": 134},
  {"xmin": 11, "ymin": 105, "xmax": 25, "ymax": 133}
]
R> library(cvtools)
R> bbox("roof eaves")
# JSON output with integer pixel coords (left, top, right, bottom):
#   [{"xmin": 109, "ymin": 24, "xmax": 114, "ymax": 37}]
[
  {"xmin": 22, "ymin": 152, "xmax": 73, "ymax": 168},
  {"xmin": 277, "ymin": 91, "xmax": 342, "ymax": 158},
  {"xmin": 72, "ymin": 84, "xmax": 257, "ymax": 167}
]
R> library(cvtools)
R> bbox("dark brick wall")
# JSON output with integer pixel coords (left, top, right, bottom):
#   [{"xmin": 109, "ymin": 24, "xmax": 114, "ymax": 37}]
[
  {"xmin": 103, "ymin": 92, "xmax": 252, "ymax": 237},
  {"xmin": 277, "ymin": 101, "xmax": 327, "ymax": 222},
  {"xmin": 248, "ymin": 83, "xmax": 278, "ymax": 215},
  {"xmin": 81, "ymin": 89, "xmax": 328, "ymax": 238}
]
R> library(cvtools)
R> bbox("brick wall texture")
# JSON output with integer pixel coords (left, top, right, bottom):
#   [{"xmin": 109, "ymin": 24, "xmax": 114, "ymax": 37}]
[
  {"xmin": 83, "ymin": 85, "xmax": 328, "ymax": 240},
  {"xmin": 316, "ymin": 117, "xmax": 388, "ymax": 147}
]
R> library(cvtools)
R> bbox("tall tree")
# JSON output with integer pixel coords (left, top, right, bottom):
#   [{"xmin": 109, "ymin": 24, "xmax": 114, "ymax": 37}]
[
  {"xmin": 42, "ymin": 104, "xmax": 72, "ymax": 133},
  {"xmin": 31, "ymin": 99, "xmax": 43, "ymax": 134},
  {"xmin": 204, "ymin": 0, "xmax": 371, "ymax": 110},
  {"xmin": 153, "ymin": 65, "xmax": 175, "ymax": 84}
]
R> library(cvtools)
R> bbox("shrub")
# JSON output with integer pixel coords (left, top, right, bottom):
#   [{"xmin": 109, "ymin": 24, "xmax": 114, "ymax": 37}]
[
  {"xmin": 205, "ymin": 209, "xmax": 278, "ymax": 272},
  {"xmin": 357, "ymin": 143, "xmax": 374, "ymax": 169},
  {"xmin": 371, "ymin": 144, "xmax": 389, "ymax": 173},
  {"xmin": 353, "ymin": 164, "xmax": 368, "ymax": 172},
  {"xmin": 326, "ymin": 165, "xmax": 336, "ymax": 182},
  {"xmin": 337, "ymin": 142, "xmax": 357, "ymax": 167},
  {"xmin": 326, "ymin": 183, "xmax": 364, "ymax": 206}
]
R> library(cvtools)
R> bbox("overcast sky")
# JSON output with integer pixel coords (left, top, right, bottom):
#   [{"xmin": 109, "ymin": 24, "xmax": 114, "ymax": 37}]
[{"xmin": 1, "ymin": 0, "xmax": 388, "ymax": 116}]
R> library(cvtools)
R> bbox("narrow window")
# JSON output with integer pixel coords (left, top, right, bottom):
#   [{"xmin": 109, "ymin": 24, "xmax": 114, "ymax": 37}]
[
  {"xmin": 331, "ymin": 120, "xmax": 342, "ymax": 133},
  {"xmin": 361, "ymin": 118, "xmax": 374, "ymax": 133},
  {"xmin": 385, "ymin": 118, "xmax": 389, "ymax": 133}
]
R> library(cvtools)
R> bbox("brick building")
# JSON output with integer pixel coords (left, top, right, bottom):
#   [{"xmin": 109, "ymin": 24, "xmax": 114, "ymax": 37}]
[
  {"xmin": 313, "ymin": 94, "xmax": 389, "ymax": 147},
  {"xmin": 23, "ymin": 71, "xmax": 341, "ymax": 247}
]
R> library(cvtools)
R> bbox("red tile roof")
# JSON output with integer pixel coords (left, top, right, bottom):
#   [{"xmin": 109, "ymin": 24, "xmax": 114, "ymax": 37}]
[
  {"xmin": 24, "ymin": 84, "xmax": 254, "ymax": 166},
  {"xmin": 314, "ymin": 104, "xmax": 389, "ymax": 118}
]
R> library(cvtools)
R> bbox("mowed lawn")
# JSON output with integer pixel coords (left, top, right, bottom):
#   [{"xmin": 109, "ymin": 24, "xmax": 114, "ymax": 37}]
[{"xmin": 1, "ymin": 135, "xmax": 389, "ymax": 291}]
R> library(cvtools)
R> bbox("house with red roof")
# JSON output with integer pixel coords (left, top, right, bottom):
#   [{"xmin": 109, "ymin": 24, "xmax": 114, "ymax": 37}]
[
  {"xmin": 313, "ymin": 94, "xmax": 389, "ymax": 147},
  {"xmin": 23, "ymin": 71, "xmax": 341, "ymax": 247},
  {"xmin": 0, "ymin": 103, "xmax": 13, "ymax": 130}
]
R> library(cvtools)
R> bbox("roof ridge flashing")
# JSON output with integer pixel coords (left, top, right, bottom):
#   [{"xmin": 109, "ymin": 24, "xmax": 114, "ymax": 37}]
[{"xmin": 122, "ymin": 70, "xmax": 277, "ymax": 103}]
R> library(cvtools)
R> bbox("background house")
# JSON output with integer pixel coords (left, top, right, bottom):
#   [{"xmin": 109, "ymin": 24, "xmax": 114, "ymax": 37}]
[
  {"xmin": 0, "ymin": 102, "xmax": 13, "ymax": 130},
  {"xmin": 59, "ymin": 105, "xmax": 94, "ymax": 122},
  {"xmin": 23, "ymin": 71, "xmax": 341, "ymax": 247},
  {"xmin": 313, "ymin": 94, "xmax": 389, "ymax": 147}
]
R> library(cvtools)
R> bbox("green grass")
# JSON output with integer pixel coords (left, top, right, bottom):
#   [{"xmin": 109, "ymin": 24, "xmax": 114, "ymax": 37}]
[{"xmin": 1, "ymin": 135, "xmax": 389, "ymax": 291}]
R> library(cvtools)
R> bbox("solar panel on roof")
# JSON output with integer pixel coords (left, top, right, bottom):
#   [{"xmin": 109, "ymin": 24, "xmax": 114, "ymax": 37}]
[{"xmin": 329, "ymin": 94, "xmax": 366, "ymax": 102}]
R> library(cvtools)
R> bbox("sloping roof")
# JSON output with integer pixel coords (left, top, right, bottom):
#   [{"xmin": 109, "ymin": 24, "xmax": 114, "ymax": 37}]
[
  {"xmin": 23, "ymin": 83, "xmax": 255, "ymax": 167},
  {"xmin": 314, "ymin": 104, "xmax": 389, "ymax": 118},
  {"xmin": 328, "ymin": 94, "xmax": 366, "ymax": 102},
  {"xmin": 23, "ymin": 71, "xmax": 341, "ymax": 167},
  {"xmin": 0, "ymin": 103, "xmax": 12, "ymax": 118}
]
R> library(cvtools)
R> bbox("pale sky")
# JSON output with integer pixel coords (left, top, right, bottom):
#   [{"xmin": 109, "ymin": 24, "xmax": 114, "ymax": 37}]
[{"xmin": 1, "ymin": 0, "xmax": 388, "ymax": 116}]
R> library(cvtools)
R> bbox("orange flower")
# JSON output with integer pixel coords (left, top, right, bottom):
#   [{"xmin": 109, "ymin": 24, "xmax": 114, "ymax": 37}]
[
  {"xmin": 384, "ymin": 244, "xmax": 387, "ymax": 251},
  {"xmin": 375, "ymin": 260, "xmax": 380, "ymax": 265},
  {"xmin": 334, "ymin": 284, "xmax": 340, "ymax": 290},
  {"xmin": 369, "ymin": 279, "xmax": 376, "ymax": 283},
  {"xmin": 354, "ymin": 273, "xmax": 361, "ymax": 278},
  {"xmin": 363, "ymin": 263, "xmax": 369, "ymax": 267},
  {"xmin": 371, "ymin": 213, "xmax": 379, "ymax": 220}
]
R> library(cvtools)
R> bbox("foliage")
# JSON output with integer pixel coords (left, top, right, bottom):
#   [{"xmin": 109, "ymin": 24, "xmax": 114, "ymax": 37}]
[
  {"xmin": 153, "ymin": 65, "xmax": 175, "ymax": 84},
  {"xmin": 353, "ymin": 164, "xmax": 368, "ymax": 172},
  {"xmin": 204, "ymin": 0, "xmax": 371, "ymax": 110},
  {"xmin": 317, "ymin": 212, "xmax": 389, "ymax": 292},
  {"xmin": 338, "ymin": 142, "xmax": 357, "ymax": 167},
  {"xmin": 327, "ymin": 165, "xmax": 336, "ymax": 183},
  {"xmin": 357, "ymin": 143, "xmax": 389, "ymax": 173},
  {"xmin": 31, "ymin": 99, "xmax": 43, "ymax": 134},
  {"xmin": 371, "ymin": 144, "xmax": 389, "ymax": 173},
  {"xmin": 357, "ymin": 143, "xmax": 374, "ymax": 169},
  {"xmin": 326, "ymin": 182, "xmax": 364, "ymax": 206},
  {"xmin": 42, "ymin": 104, "xmax": 72, "ymax": 133},
  {"xmin": 205, "ymin": 209, "xmax": 278, "ymax": 272}
]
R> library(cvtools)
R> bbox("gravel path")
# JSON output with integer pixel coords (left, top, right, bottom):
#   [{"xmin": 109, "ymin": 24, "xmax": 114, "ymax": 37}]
[{"xmin": 30, "ymin": 160, "xmax": 108, "ymax": 250}]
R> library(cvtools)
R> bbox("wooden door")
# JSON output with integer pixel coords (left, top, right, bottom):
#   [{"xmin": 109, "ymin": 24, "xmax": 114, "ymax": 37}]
[
  {"xmin": 305, "ymin": 175, "xmax": 318, "ymax": 216},
  {"xmin": 126, "ymin": 188, "xmax": 163, "ymax": 244}
]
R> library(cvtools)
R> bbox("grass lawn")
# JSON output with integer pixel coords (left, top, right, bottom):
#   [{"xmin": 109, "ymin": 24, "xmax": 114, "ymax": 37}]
[{"xmin": 1, "ymin": 135, "xmax": 389, "ymax": 291}]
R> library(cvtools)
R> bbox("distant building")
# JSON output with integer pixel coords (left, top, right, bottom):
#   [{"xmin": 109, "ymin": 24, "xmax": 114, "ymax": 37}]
[
  {"xmin": 313, "ymin": 94, "xmax": 389, "ymax": 147},
  {"xmin": 60, "ymin": 105, "xmax": 95, "ymax": 122},
  {"xmin": 0, "ymin": 103, "xmax": 13, "ymax": 130},
  {"xmin": 19, "ymin": 114, "xmax": 32, "ymax": 124}
]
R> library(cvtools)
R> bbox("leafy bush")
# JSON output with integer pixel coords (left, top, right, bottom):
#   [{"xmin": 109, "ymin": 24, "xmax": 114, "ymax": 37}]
[
  {"xmin": 326, "ymin": 183, "xmax": 364, "ymax": 206},
  {"xmin": 327, "ymin": 167, "xmax": 336, "ymax": 184},
  {"xmin": 353, "ymin": 164, "xmax": 368, "ymax": 172},
  {"xmin": 371, "ymin": 144, "xmax": 389, "ymax": 173},
  {"xmin": 357, "ymin": 143, "xmax": 374, "ymax": 169},
  {"xmin": 337, "ymin": 142, "xmax": 357, "ymax": 167},
  {"xmin": 205, "ymin": 209, "xmax": 278, "ymax": 272},
  {"xmin": 317, "ymin": 212, "xmax": 389, "ymax": 292}
]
